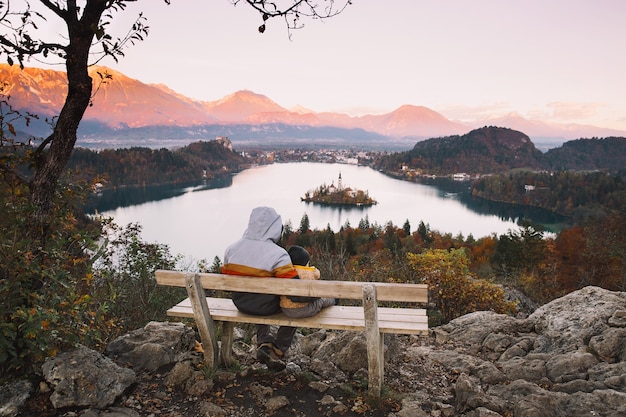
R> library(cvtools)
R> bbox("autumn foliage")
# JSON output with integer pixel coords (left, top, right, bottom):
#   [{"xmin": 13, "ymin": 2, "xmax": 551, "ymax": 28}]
[
  {"xmin": 521, "ymin": 212, "xmax": 626, "ymax": 303},
  {"xmin": 407, "ymin": 249, "xmax": 516, "ymax": 323}
]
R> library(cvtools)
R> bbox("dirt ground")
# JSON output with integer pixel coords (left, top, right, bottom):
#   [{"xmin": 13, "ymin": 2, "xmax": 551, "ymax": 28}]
[{"xmin": 16, "ymin": 364, "xmax": 404, "ymax": 417}]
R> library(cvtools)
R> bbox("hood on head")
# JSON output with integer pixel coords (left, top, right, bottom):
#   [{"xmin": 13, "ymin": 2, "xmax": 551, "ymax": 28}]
[{"xmin": 242, "ymin": 206, "xmax": 283, "ymax": 243}]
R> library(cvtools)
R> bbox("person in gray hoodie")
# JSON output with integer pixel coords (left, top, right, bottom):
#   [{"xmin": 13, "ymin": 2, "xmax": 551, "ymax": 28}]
[{"xmin": 222, "ymin": 206, "xmax": 316, "ymax": 371}]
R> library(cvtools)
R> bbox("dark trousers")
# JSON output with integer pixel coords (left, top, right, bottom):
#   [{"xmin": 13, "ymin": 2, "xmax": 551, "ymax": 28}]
[{"xmin": 256, "ymin": 324, "xmax": 297, "ymax": 354}]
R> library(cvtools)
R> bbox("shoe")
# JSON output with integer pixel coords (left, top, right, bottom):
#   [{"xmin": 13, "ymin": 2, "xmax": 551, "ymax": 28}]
[
  {"xmin": 256, "ymin": 343, "xmax": 286, "ymax": 372},
  {"xmin": 194, "ymin": 340, "xmax": 204, "ymax": 353}
]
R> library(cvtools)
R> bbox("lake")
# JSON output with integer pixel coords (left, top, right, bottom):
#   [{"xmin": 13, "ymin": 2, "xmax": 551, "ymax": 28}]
[{"xmin": 91, "ymin": 162, "xmax": 566, "ymax": 263}]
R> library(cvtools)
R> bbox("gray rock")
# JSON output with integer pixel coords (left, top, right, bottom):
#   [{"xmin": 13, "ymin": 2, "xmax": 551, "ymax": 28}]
[
  {"xmin": 498, "ymin": 337, "xmax": 535, "ymax": 360},
  {"xmin": 482, "ymin": 332, "xmax": 513, "ymax": 359},
  {"xmin": 334, "ymin": 402, "xmax": 349, "ymax": 413},
  {"xmin": 308, "ymin": 358, "xmax": 347, "ymax": 382},
  {"xmin": 465, "ymin": 407, "xmax": 504, "ymax": 417},
  {"xmin": 298, "ymin": 329, "xmax": 328, "ymax": 356},
  {"xmin": 429, "ymin": 351, "xmax": 506, "ymax": 385},
  {"xmin": 416, "ymin": 287, "xmax": 626, "ymax": 416},
  {"xmin": 197, "ymin": 401, "xmax": 227, "ymax": 416},
  {"xmin": 330, "ymin": 333, "xmax": 369, "ymax": 373},
  {"xmin": 248, "ymin": 381, "xmax": 273, "ymax": 401},
  {"xmin": 513, "ymin": 388, "xmax": 626, "ymax": 417},
  {"xmin": 588, "ymin": 361, "xmax": 626, "ymax": 389},
  {"xmin": 528, "ymin": 286, "xmax": 625, "ymax": 354},
  {"xmin": 186, "ymin": 378, "xmax": 214, "ymax": 397},
  {"xmin": 455, "ymin": 373, "xmax": 489, "ymax": 414},
  {"xmin": 608, "ymin": 310, "xmax": 626, "ymax": 327},
  {"xmin": 308, "ymin": 381, "xmax": 330, "ymax": 392},
  {"xmin": 265, "ymin": 395, "xmax": 290, "ymax": 412},
  {"xmin": 498, "ymin": 357, "xmax": 546, "ymax": 383},
  {"xmin": 552, "ymin": 378, "xmax": 604, "ymax": 393},
  {"xmin": 81, "ymin": 407, "xmax": 140, "ymax": 417},
  {"xmin": 285, "ymin": 361, "xmax": 302, "ymax": 374},
  {"xmin": 312, "ymin": 331, "xmax": 370, "ymax": 373},
  {"xmin": 438, "ymin": 311, "xmax": 530, "ymax": 354},
  {"xmin": 319, "ymin": 394, "xmax": 335, "ymax": 405},
  {"xmin": 164, "ymin": 361, "xmax": 195, "ymax": 388},
  {"xmin": 0, "ymin": 380, "xmax": 32, "ymax": 417},
  {"xmin": 42, "ymin": 345, "xmax": 135, "ymax": 409},
  {"xmin": 545, "ymin": 352, "xmax": 598, "ymax": 383},
  {"xmin": 105, "ymin": 321, "xmax": 196, "ymax": 371},
  {"xmin": 589, "ymin": 327, "xmax": 626, "ymax": 363},
  {"xmin": 395, "ymin": 398, "xmax": 429, "ymax": 417}
]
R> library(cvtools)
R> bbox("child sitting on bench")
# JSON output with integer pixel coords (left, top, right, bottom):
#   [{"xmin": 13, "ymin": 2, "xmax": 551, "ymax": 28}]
[{"xmin": 280, "ymin": 245, "xmax": 336, "ymax": 318}]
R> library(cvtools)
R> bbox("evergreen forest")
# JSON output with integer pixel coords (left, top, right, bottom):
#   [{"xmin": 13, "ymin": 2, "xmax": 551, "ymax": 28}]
[{"xmin": 68, "ymin": 139, "xmax": 248, "ymax": 188}]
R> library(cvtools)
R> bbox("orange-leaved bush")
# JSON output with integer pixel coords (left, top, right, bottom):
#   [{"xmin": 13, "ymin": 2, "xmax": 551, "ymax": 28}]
[{"xmin": 407, "ymin": 248, "xmax": 516, "ymax": 324}]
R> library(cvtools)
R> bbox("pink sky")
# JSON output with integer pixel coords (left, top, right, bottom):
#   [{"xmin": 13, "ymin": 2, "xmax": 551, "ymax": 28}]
[{"xmin": 27, "ymin": 0, "xmax": 626, "ymax": 131}]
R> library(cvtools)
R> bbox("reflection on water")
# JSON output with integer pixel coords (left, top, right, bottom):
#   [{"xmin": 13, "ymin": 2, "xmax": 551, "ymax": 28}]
[
  {"xmin": 303, "ymin": 201, "xmax": 370, "ymax": 213},
  {"xmin": 418, "ymin": 176, "xmax": 569, "ymax": 233},
  {"xmin": 84, "ymin": 176, "xmax": 233, "ymax": 213},
  {"xmin": 459, "ymin": 194, "xmax": 568, "ymax": 233}
]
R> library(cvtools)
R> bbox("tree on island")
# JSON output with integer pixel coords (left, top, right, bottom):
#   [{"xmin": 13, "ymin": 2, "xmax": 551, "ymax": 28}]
[{"xmin": 303, "ymin": 183, "xmax": 377, "ymax": 206}]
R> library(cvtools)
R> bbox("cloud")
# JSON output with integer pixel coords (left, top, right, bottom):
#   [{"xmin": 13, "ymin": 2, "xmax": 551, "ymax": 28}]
[
  {"xmin": 435, "ymin": 102, "xmax": 626, "ymax": 132},
  {"xmin": 544, "ymin": 102, "xmax": 603, "ymax": 121},
  {"xmin": 437, "ymin": 103, "xmax": 514, "ymax": 122},
  {"xmin": 326, "ymin": 105, "xmax": 391, "ymax": 117}
]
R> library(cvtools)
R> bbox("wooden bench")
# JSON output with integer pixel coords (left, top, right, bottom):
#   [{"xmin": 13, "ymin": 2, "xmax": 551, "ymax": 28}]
[{"xmin": 155, "ymin": 270, "xmax": 428, "ymax": 396}]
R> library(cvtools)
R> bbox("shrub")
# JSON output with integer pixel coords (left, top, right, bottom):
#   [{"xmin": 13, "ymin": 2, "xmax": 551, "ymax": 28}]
[
  {"xmin": 407, "ymin": 248, "xmax": 516, "ymax": 323},
  {"xmin": 0, "ymin": 170, "xmax": 104, "ymax": 375},
  {"xmin": 90, "ymin": 220, "xmax": 186, "ymax": 333}
]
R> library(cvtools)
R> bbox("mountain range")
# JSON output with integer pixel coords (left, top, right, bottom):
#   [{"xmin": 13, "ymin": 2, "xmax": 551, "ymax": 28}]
[{"xmin": 2, "ymin": 64, "xmax": 625, "ymax": 149}]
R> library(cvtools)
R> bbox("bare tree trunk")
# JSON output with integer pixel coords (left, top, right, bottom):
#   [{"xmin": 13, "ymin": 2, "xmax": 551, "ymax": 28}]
[{"xmin": 29, "ymin": 1, "xmax": 108, "ymax": 232}]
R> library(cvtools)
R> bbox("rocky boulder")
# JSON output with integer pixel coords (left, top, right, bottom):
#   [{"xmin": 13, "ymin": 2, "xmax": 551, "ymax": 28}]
[
  {"xmin": 105, "ymin": 321, "xmax": 196, "ymax": 372},
  {"xmin": 418, "ymin": 286, "xmax": 626, "ymax": 416},
  {"xmin": 41, "ymin": 345, "xmax": 136, "ymax": 409}
]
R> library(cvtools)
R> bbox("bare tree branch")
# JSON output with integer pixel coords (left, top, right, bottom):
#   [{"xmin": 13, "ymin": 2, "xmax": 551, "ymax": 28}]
[{"xmin": 231, "ymin": 0, "xmax": 352, "ymax": 34}]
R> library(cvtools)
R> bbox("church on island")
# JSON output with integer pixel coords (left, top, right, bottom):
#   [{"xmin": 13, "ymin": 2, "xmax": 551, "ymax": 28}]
[{"xmin": 301, "ymin": 172, "xmax": 377, "ymax": 207}]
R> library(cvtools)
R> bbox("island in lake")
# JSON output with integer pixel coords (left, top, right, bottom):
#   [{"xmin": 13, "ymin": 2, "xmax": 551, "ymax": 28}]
[{"xmin": 301, "ymin": 172, "xmax": 377, "ymax": 206}]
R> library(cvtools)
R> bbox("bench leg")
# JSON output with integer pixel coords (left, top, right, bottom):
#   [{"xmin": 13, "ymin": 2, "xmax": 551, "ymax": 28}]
[
  {"xmin": 185, "ymin": 273, "xmax": 219, "ymax": 368},
  {"xmin": 363, "ymin": 284, "xmax": 384, "ymax": 397},
  {"xmin": 220, "ymin": 322, "xmax": 235, "ymax": 366}
]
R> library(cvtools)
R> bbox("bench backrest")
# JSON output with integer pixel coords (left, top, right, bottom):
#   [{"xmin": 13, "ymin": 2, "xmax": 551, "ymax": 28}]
[{"xmin": 155, "ymin": 270, "xmax": 428, "ymax": 304}]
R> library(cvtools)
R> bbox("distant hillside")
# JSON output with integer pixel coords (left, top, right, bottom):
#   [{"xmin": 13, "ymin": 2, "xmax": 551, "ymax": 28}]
[
  {"xmin": 475, "ymin": 113, "xmax": 626, "ymax": 146},
  {"xmin": 67, "ymin": 138, "xmax": 248, "ymax": 189},
  {"xmin": 374, "ymin": 127, "xmax": 546, "ymax": 175},
  {"xmin": 373, "ymin": 128, "xmax": 626, "ymax": 176},
  {"xmin": 75, "ymin": 122, "xmax": 392, "ymax": 150},
  {"xmin": 544, "ymin": 137, "xmax": 626, "ymax": 171}
]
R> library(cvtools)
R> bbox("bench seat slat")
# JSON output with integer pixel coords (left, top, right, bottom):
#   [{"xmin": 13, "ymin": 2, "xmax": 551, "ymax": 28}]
[
  {"xmin": 167, "ymin": 297, "xmax": 428, "ymax": 335},
  {"xmin": 179, "ymin": 297, "xmax": 427, "ymax": 320}
]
